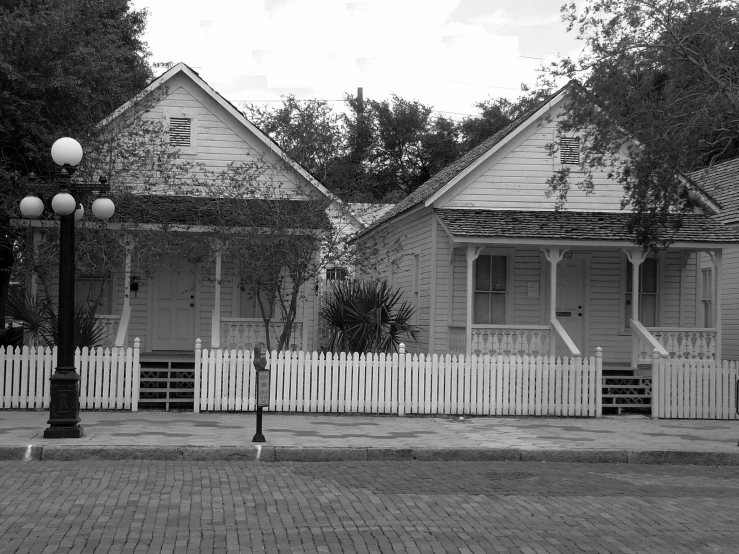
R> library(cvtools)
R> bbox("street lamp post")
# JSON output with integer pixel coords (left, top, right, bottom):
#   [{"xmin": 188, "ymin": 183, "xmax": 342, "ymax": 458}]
[{"xmin": 19, "ymin": 137, "xmax": 115, "ymax": 439}]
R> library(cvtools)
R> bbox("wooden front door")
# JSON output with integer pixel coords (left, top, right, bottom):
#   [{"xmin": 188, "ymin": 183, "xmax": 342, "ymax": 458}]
[
  {"xmin": 555, "ymin": 258, "xmax": 585, "ymax": 357},
  {"xmin": 151, "ymin": 258, "xmax": 196, "ymax": 350}
]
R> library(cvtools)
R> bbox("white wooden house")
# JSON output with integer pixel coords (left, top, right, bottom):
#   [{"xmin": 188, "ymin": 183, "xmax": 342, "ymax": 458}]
[
  {"xmin": 689, "ymin": 158, "xmax": 739, "ymax": 361},
  {"xmin": 18, "ymin": 63, "xmax": 361, "ymax": 358},
  {"xmin": 353, "ymin": 84, "xmax": 739, "ymax": 370}
]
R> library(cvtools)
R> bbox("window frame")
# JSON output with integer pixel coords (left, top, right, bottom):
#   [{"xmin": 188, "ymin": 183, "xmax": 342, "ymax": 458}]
[
  {"xmin": 700, "ymin": 266, "xmax": 714, "ymax": 328},
  {"xmin": 472, "ymin": 249, "xmax": 514, "ymax": 326},
  {"xmin": 76, "ymin": 274, "xmax": 114, "ymax": 315},
  {"xmin": 620, "ymin": 254, "xmax": 662, "ymax": 333}
]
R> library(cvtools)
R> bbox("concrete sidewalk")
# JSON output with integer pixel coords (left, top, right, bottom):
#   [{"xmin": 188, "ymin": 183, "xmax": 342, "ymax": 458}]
[{"xmin": 0, "ymin": 410, "xmax": 738, "ymax": 464}]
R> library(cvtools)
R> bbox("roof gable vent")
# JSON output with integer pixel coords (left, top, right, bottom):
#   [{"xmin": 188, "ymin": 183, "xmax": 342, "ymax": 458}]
[
  {"xmin": 559, "ymin": 137, "xmax": 580, "ymax": 165},
  {"xmin": 169, "ymin": 117, "xmax": 191, "ymax": 147}
]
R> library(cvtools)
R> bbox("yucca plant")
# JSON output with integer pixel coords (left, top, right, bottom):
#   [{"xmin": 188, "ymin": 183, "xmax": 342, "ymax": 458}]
[
  {"xmin": 321, "ymin": 279, "xmax": 417, "ymax": 354},
  {"xmin": 4, "ymin": 291, "xmax": 108, "ymax": 348}
]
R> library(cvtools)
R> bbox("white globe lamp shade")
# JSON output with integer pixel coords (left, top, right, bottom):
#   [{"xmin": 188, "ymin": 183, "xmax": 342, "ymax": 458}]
[
  {"xmin": 20, "ymin": 195, "xmax": 44, "ymax": 218},
  {"xmin": 51, "ymin": 192, "xmax": 77, "ymax": 216},
  {"xmin": 51, "ymin": 137, "xmax": 83, "ymax": 167},
  {"xmin": 74, "ymin": 204, "xmax": 85, "ymax": 221},
  {"xmin": 92, "ymin": 197, "xmax": 115, "ymax": 220}
]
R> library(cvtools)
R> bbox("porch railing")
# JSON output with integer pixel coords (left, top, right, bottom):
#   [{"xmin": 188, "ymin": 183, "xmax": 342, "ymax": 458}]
[
  {"xmin": 220, "ymin": 318, "xmax": 303, "ymax": 351},
  {"xmin": 95, "ymin": 315, "xmax": 121, "ymax": 348},
  {"xmin": 635, "ymin": 326, "xmax": 716, "ymax": 364},
  {"xmin": 448, "ymin": 325, "xmax": 551, "ymax": 357}
]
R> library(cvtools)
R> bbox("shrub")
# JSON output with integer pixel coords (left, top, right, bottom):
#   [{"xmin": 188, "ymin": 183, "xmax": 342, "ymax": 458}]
[{"xmin": 320, "ymin": 279, "xmax": 417, "ymax": 354}]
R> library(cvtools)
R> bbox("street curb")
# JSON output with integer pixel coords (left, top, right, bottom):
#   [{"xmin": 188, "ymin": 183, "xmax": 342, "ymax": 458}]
[
  {"xmin": 627, "ymin": 450, "xmax": 739, "ymax": 466},
  {"xmin": 0, "ymin": 446, "xmax": 735, "ymax": 465},
  {"xmin": 40, "ymin": 445, "xmax": 274, "ymax": 462}
]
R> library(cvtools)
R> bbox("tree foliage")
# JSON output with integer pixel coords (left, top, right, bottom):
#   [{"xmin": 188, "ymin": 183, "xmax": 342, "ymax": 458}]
[
  {"xmin": 0, "ymin": 0, "xmax": 152, "ymax": 322},
  {"xmin": 243, "ymin": 90, "xmax": 537, "ymax": 203},
  {"xmin": 541, "ymin": 0, "xmax": 739, "ymax": 248}
]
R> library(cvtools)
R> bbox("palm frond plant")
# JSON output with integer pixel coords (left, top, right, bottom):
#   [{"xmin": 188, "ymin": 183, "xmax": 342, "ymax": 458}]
[
  {"xmin": 4, "ymin": 291, "xmax": 108, "ymax": 348},
  {"xmin": 321, "ymin": 279, "xmax": 417, "ymax": 354}
]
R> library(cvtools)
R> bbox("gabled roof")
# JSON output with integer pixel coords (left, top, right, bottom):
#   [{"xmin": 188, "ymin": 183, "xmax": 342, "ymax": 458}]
[
  {"xmin": 354, "ymin": 82, "xmax": 575, "ymax": 239},
  {"xmin": 101, "ymin": 62, "xmax": 363, "ymax": 229},
  {"xmin": 437, "ymin": 209, "xmax": 739, "ymax": 246},
  {"xmin": 689, "ymin": 158, "xmax": 739, "ymax": 225}
]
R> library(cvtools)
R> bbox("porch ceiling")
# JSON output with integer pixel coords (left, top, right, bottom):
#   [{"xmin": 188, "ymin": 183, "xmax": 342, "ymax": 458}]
[{"xmin": 436, "ymin": 209, "xmax": 739, "ymax": 246}]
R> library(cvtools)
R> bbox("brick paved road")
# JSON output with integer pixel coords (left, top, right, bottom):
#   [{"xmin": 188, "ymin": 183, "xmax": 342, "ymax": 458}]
[{"xmin": 1, "ymin": 461, "xmax": 738, "ymax": 554}]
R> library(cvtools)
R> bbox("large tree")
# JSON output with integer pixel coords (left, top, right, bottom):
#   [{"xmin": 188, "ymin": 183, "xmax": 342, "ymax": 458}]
[
  {"xmin": 542, "ymin": 0, "xmax": 739, "ymax": 248},
  {"xmin": 0, "ymin": 0, "xmax": 152, "ymax": 323}
]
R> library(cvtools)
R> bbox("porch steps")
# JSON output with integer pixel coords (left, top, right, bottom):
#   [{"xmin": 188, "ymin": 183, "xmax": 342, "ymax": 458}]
[
  {"xmin": 601, "ymin": 365, "xmax": 652, "ymax": 415},
  {"xmin": 139, "ymin": 353, "xmax": 195, "ymax": 411}
]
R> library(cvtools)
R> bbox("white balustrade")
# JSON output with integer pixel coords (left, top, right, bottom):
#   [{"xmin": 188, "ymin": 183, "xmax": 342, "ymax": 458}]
[
  {"xmin": 637, "ymin": 327, "xmax": 716, "ymax": 363},
  {"xmin": 220, "ymin": 318, "xmax": 303, "ymax": 351},
  {"xmin": 449, "ymin": 325, "xmax": 550, "ymax": 357},
  {"xmin": 94, "ymin": 315, "xmax": 121, "ymax": 348}
]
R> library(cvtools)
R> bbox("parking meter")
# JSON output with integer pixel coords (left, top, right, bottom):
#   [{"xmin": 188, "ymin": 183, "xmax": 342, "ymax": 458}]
[{"xmin": 252, "ymin": 344, "xmax": 269, "ymax": 443}]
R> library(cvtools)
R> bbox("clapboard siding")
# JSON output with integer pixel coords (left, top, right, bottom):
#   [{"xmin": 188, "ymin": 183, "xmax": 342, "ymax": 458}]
[
  {"xmin": 442, "ymin": 104, "xmax": 628, "ymax": 212},
  {"xmin": 721, "ymin": 246, "xmax": 739, "ymax": 360},
  {"xmin": 139, "ymin": 74, "xmax": 308, "ymax": 197},
  {"xmin": 433, "ymin": 218, "xmax": 452, "ymax": 352},
  {"xmin": 360, "ymin": 208, "xmax": 434, "ymax": 354},
  {"xmin": 589, "ymin": 251, "xmax": 630, "ymax": 362},
  {"xmin": 662, "ymin": 251, "xmax": 683, "ymax": 327}
]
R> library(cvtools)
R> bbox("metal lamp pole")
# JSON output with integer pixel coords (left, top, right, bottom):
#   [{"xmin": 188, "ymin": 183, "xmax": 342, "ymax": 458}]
[{"xmin": 19, "ymin": 138, "xmax": 115, "ymax": 439}]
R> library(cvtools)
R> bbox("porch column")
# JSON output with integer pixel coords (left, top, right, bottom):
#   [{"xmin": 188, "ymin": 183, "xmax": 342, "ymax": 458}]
[
  {"xmin": 465, "ymin": 246, "xmax": 483, "ymax": 357},
  {"xmin": 211, "ymin": 249, "xmax": 222, "ymax": 349},
  {"xmin": 713, "ymin": 250, "xmax": 723, "ymax": 363},
  {"xmin": 623, "ymin": 248, "xmax": 646, "ymax": 368},
  {"xmin": 542, "ymin": 248, "xmax": 568, "ymax": 356},
  {"xmin": 114, "ymin": 236, "xmax": 133, "ymax": 348}
]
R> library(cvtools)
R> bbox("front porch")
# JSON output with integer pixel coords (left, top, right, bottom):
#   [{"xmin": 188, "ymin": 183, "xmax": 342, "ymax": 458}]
[{"xmin": 442, "ymin": 242, "xmax": 724, "ymax": 369}]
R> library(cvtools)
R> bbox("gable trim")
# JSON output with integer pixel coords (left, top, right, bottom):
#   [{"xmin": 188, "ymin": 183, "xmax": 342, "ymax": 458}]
[
  {"xmin": 101, "ymin": 63, "xmax": 363, "ymax": 229},
  {"xmin": 423, "ymin": 88, "xmax": 570, "ymax": 208}
]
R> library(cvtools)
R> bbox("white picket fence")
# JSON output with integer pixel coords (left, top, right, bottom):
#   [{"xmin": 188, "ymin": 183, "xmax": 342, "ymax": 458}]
[
  {"xmin": 195, "ymin": 341, "xmax": 603, "ymax": 417},
  {"xmin": 651, "ymin": 355, "xmax": 739, "ymax": 420},
  {"xmin": 0, "ymin": 339, "xmax": 140, "ymax": 410}
]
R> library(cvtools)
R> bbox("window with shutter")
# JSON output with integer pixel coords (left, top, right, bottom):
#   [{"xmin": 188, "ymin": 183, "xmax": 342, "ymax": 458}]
[
  {"xmin": 559, "ymin": 137, "xmax": 580, "ymax": 165},
  {"xmin": 169, "ymin": 117, "xmax": 191, "ymax": 147}
]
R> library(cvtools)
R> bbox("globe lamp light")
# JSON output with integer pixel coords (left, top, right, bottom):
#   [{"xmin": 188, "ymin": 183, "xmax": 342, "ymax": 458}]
[
  {"xmin": 20, "ymin": 195, "xmax": 44, "ymax": 218},
  {"xmin": 51, "ymin": 138, "xmax": 83, "ymax": 167},
  {"xmin": 51, "ymin": 192, "xmax": 77, "ymax": 216}
]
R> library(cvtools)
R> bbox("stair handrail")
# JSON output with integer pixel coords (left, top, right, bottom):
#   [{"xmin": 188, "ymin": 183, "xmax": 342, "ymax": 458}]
[
  {"xmin": 114, "ymin": 303, "xmax": 132, "ymax": 348},
  {"xmin": 630, "ymin": 319, "xmax": 668, "ymax": 360},
  {"xmin": 550, "ymin": 318, "xmax": 581, "ymax": 357}
]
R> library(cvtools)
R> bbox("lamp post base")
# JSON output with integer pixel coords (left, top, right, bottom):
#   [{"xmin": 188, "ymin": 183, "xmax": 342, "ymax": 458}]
[
  {"xmin": 45, "ymin": 368, "xmax": 83, "ymax": 439},
  {"xmin": 44, "ymin": 424, "xmax": 84, "ymax": 439}
]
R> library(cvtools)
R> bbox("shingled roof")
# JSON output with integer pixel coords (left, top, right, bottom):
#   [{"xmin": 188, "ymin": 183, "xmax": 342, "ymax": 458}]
[
  {"xmin": 113, "ymin": 195, "xmax": 332, "ymax": 229},
  {"xmin": 689, "ymin": 158, "xmax": 739, "ymax": 226},
  {"xmin": 354, "ymin": 82, "xmax": 574, "ymax": 239},
  {"xmin": 436, "ymin": 209, "xmax": 739, "ymax": 244}
]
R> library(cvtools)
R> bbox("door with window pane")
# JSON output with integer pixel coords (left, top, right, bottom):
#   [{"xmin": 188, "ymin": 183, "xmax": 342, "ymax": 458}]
[
  {"xmin": 152, "ymin": 258, "xmax": 196, "ymax": 350},
  {"xmin": 555, "ymin": 259, "xmax": 585, "ymax": 357},
  {"xmin": 474, "ymin": 255, "xmax": 507, "ymax": 325}
]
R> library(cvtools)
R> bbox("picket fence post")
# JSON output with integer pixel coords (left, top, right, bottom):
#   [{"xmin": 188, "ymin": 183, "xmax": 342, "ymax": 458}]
[
  {"xmin": 194, "ymin": 339, "xmax": 201, "ymax": 414},
  {"xmin": 398, "ymin": 343, "xmax": 406, "ymax": 416},
  {"xmin": 651, "ymin": 349, "xmax": 660, "ymax": 419},
  {"xmin": 595, "ymin": 347, "xmax": 603, "ymax": 418},
  {"xmin": 132, "ymin": 338, "xmax": 140, "ymax": 412}
]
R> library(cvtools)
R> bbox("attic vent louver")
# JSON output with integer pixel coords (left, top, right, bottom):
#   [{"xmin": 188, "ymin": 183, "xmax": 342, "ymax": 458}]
[
  {"xmin": 169, "ymin": 117, "xmax": 191, "ymax": 147},
  {"xmin": 560, "ymin": 137, "xmax": 580, "ymax": 165}
]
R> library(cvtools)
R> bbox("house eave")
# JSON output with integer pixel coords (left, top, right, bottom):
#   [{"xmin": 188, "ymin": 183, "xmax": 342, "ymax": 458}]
[{"xmin": 446, "ymin": 235, "xmax": 736, "ymax": 250}]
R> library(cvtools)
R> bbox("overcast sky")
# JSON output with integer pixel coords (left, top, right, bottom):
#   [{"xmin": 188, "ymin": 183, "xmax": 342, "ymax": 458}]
[{"xmin": 133, "ymin": 0, "xmax": 582, "ymax": 119}]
